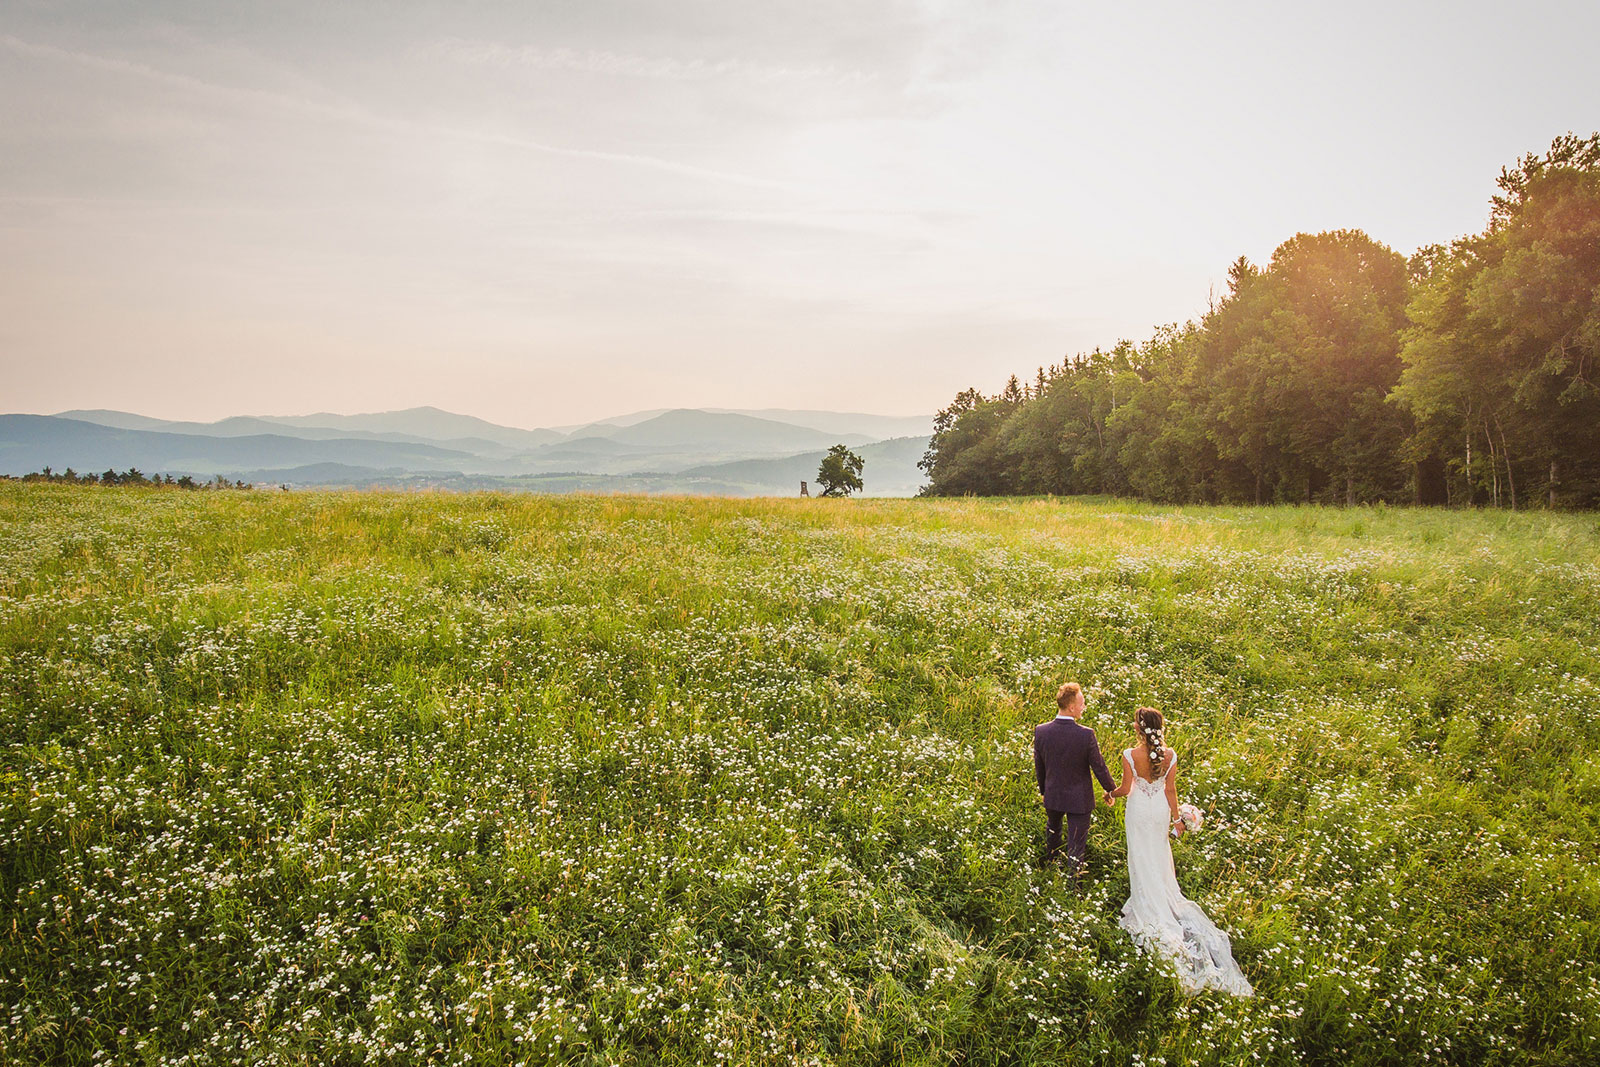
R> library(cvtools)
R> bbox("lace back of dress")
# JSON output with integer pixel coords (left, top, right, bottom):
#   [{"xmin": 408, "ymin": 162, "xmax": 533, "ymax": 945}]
[{"xmin": 1125, "ymin": 748, "xmax": 1173, "ymax": 797}]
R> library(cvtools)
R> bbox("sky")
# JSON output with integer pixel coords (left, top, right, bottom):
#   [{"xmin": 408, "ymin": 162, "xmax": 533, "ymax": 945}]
[{"xmin": 3, "ymin": 0, "xmax": 1597, "ymax": 429}]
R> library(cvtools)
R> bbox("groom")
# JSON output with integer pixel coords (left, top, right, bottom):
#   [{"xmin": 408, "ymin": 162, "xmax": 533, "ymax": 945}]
[{"xmin": 1033, "ymin": 681, "xmax": 1116, "ymax": 877}]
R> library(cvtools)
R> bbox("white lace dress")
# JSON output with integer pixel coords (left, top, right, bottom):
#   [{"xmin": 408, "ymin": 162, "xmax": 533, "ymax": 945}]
[{"xmin": 1118, "ymin": 748, "xmax": 1253, "ymax": 996}]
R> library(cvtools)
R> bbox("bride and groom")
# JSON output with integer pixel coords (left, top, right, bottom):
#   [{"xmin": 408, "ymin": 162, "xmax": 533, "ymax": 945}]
[{"xmin": 1033, "ymin": 681, "xmax": 1253, "ymax": 996}]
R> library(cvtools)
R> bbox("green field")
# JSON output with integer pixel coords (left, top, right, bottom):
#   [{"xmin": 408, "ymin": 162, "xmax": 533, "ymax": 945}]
[{"xmin": 3, "ymin": 486, "xmax": 1597, "ymax": 1066}]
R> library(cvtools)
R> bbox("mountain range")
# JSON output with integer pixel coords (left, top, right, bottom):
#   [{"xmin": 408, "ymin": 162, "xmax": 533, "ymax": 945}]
[{"xmin": 4, "ymin": 406, "xmax": 934, "ymax": 496}]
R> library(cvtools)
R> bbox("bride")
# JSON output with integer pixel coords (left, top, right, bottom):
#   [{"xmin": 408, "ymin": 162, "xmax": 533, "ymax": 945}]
[{"xmin": 1106, "ymin": 707, "xmax": 1253, "ymax": 996}]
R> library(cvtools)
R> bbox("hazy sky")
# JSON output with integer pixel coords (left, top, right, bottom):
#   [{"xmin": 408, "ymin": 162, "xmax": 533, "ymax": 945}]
[{"xmin": 3, "ymin": 1, "xmax": 1596, "ymax": 428}]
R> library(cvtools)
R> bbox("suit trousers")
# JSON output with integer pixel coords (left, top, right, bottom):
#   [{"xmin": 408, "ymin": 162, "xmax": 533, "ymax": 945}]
[{"xmin": 1045, "ymin": 809, "xmax": 1092, "ymax": 870}]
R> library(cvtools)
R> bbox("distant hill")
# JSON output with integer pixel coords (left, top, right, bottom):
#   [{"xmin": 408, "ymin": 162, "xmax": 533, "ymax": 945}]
[
  {"xmin": 706, "ymin": 409, "xmax": 932, "ymax": 440},
  {"xmin": 560, "ymin": 408, "xmax": 932, "ymax": 441},
  {"xmin": 56, "ymin": 411, "xmax": 320, "ymax": 438},
  {"xmin": 53, "ymin": 409, "xmax": 523, "ymax": 455},
  {"xmin": 12, "ymin": 406, "xmax": 934, "ymax": 491},
  {"xmin": 681, "ymin": 436, "xmax": 931, "ymax": 496},
  {"xmin": 600, "ymin": 410, "xmax": 872, "ymax": 452},
  {"xmin": 54, "ymin": 409, "xmax": 180, "ymax": 432},
  {"xmin": 0, "ymin": 416, "xmax": 480, "ymax": 477},
  {"xmin": 260, "ymin": 407, "xmax": 561, "ymax": 450},
  {"xmin": 548, "ymin": 410, "xmax": 672, "ymax": 434},
  {"xmin": 532, "ymin": 436, "xmax": 651, "ymax": 457}
]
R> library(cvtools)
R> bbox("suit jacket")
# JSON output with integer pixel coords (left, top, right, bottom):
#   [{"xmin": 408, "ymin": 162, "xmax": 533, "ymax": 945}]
[{"xmin": 1033, "ymin": 717, "xmax": 1115, "ymax": 814}]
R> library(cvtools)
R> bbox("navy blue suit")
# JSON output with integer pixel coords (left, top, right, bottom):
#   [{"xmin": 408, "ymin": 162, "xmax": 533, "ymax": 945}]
[{"xmin": 1033, "ymin": 716, "xmax": 1115, "ymax": 869}]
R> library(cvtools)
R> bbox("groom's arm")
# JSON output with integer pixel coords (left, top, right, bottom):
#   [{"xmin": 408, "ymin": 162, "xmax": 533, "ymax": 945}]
[
  {"xmin": 1087, "ymin": 732, "xmax": 1115, "ymax": 793},
  {"xmin": 1033, "ymin": 734, "xmax": 1046, "ymax": 797}
]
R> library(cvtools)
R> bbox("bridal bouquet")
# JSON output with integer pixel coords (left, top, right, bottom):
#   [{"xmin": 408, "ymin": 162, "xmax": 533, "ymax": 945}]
[{"xmin": 1171, "ymin": 803, "xmax": 1203, "ymax": 838}]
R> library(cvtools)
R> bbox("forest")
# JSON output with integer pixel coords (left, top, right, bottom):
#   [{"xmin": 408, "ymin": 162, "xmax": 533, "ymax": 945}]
[{"xmin": 919, "ymin": 134, "xmax": 1600, "ymax": 508}]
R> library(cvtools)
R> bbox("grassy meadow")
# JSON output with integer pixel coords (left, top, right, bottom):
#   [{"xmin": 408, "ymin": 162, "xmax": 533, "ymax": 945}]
[{"xmin": 2, "ymin": 485, "xmax": 1598, "ymax": 1066}]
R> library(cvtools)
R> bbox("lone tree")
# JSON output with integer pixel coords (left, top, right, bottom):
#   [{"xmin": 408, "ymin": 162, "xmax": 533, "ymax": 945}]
[{"xmin": 816, "ymin": 444, "xmax": 864, "ymax": 497}]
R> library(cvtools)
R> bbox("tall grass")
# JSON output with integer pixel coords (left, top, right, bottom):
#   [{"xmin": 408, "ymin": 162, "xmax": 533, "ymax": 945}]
[{"xmin": 2, "ymin": 485, "xmax": 1597, "ymax": 1065}]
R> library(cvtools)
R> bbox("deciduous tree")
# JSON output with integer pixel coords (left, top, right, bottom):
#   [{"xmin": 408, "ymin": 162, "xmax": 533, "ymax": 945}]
[{"xmin": 816, "ymin": 444, "xmax": 865, "ymax": 497}]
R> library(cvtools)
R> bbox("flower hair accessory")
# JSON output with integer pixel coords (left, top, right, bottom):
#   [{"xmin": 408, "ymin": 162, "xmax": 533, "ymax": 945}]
[{"xmin": 1136, "ymin": 706, "xmax": 1166, "ymax": 777}]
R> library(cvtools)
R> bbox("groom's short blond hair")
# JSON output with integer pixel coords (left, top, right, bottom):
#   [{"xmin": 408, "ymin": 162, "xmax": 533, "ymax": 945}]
[{"xmin": 1056, "ymin": 682, "xmax": 1082, "ymax": 709}]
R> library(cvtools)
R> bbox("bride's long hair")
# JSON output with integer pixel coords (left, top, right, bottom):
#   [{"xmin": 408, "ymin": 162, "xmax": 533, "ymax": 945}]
[{"xmin": 1137, "ymin": 707, "xmax": 1166, "ymax": 777}]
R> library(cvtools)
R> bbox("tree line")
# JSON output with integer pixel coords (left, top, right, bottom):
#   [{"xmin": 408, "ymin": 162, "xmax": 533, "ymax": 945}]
[
  {"xmin": 919, "ymin": 134, "xmax": 1600, "ymax": 508},
  {"xmin": 7, "ymin": 468, "xmax": 252, "ymax": 490}
]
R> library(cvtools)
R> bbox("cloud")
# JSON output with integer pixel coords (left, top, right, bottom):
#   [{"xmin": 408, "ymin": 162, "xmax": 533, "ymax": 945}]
[
  {"xmin": 0, "ymin": 32, "xmax": 801, "ymax": 193},
  {"xmin": 0, "ymin": 33, "xmax": 369, "ymax": 124},
  {"xmin": 423, "ymin": 37, "xmax": 879, "ymax": 88}
]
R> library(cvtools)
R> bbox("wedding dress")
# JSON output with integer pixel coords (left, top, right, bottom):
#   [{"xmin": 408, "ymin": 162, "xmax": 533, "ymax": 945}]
[{"xmin": 1119, "ymin": 749, "xmax": 1253, "ymax": 996}]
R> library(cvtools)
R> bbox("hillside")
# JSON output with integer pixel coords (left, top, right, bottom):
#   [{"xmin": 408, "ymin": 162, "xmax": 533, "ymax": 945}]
[
  {"xmin": 682, "ymin": 435, "xmax": 931, "ymax": 495},
  {"xmin": 15, "ymin": 407, "xmax": 927, "ymax": 486},
  {"xmin": 709, "ymin": 408, "xmax": 932, "ymax": 439},
  {"xmin": 54, "ymin": 410, "xmax": 502, "ymax": 451},
  {"xmin": 556, "ymin": 408, "xmax": 932, "ymax": 440},
  {"xmin": 261, "ymin": 406, "xmax": 562, "ymax": 450},
  {"xmin": 3, "ymin": 487, "xmax": 1595, "ymax": 1065},
  {"xmin": 0, "ymin": 415, "xmax": 480, "ymax": 477},
  {"xmin": 597, "ymin": 409, "xmax": 873, "ymax": 451}
]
